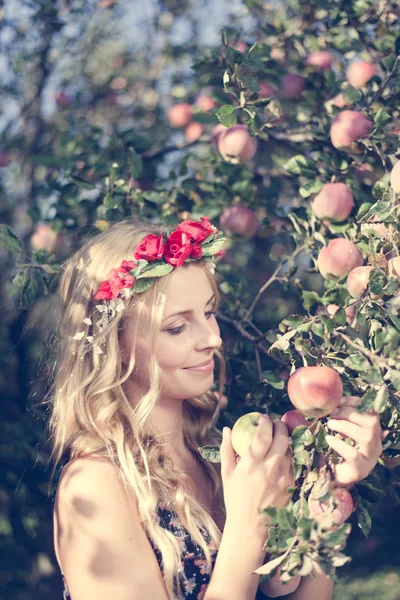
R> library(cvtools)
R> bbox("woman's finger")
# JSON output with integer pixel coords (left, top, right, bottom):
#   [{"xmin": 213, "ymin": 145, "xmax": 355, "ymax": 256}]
[
  {"xmin": 329, "ymin": 406, "xmax": 381, "ymax": 431},
  {"xmin": 327, "ymin": 419, "xmax": 367, "ymax": 445},
  {"xmin": 263, "ymin": 420, "xmax": 290, "ymax": 463},
  {"xmin": 327, "ymin": 419, "xmax": 382, "ymax": 457},
  {"xmin": 246, "ymin": 415, "xmax": 274, "ymax": 462},
  {"xmin": 220, "ymin": 427, "xmax": 237, "ymax": 480},
  {"xmin": 338, "ymin": 396, "xmax": 362, "ymax": 408},
  {"xmin": 325, "ymin": 434, "xmax": 359, "ymax": 462}
]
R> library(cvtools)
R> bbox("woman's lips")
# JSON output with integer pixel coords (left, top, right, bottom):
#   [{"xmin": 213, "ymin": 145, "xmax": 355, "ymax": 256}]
[{"xmin": 184, "ymin": 358, "xmax": 215, "ymax": 372}]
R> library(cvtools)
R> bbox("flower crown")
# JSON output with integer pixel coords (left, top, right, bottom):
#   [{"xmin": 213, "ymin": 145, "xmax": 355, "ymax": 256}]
[{"xmin": 72, "ymin": 217, "xmax": 226, "ymax": 349}]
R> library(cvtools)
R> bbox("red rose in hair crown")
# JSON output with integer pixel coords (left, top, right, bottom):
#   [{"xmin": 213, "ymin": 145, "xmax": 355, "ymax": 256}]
[
  {"xmin": 163, "ymin": 230, "xmax": 198, "ymax": 267},
  {"xmin": 134, "ymin": 233, "xmax": 164, "ymax": 262},
  {"xmin": 177, "ymin": 217, "xmax": 214, "ymax": 243}
]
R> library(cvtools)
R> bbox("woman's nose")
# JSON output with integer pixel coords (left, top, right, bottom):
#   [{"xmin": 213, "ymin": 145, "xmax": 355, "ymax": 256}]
[{"xmin": 195, "ymin": 319, "xmax": 222, "ymax": 350}]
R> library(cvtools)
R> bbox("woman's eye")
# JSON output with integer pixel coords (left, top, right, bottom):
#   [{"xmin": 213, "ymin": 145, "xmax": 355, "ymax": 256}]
[
  {"xmin": 166, "ymin": 324, "xmax": 186, "ymax": 335},
  {"xmin": 205, "ymin": 310, "xmax": 217, "ymax": 319}
]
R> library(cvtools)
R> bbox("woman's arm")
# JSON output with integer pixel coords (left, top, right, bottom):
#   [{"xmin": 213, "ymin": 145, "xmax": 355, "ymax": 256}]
[
  {"xmin": 205, "ymin": 519, "xmax": 268, "ymax": 600},
  {"xmin": 287, "ymin": 562, "xmax": 333, "ymax": 600}
]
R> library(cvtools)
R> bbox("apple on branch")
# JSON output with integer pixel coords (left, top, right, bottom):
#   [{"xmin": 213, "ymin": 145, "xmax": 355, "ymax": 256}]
[
  {"xmin": 287, "ymin": 366, "xmax": 343, "ymax": 418},
  {"xmin": 317, "ymin": 238, "xmax": 363, "ymax": 280}
]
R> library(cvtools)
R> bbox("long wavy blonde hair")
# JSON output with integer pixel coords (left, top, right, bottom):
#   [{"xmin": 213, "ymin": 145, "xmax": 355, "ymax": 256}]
[{"xmin": 47, "ymin": 219, "xmax": 226, "ymax": 599}]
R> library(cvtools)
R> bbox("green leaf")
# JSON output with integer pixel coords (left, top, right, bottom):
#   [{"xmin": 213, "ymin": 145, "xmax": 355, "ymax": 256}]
[
  {"xmin": 356, "ymin": 480, "xmax": 385, "ymax": 503},
  {"xmin": 284, "ymin": 155, "xmax": 317, "ymax": 178},
  {"xmin": 345, "ymin": 353, "xmax": 370, "ymax": 372},
  {"xmin": 139, "ymin": 262, "xmax": 174, "ymax": 278},
  {"xmin": 128, "ymin": 147, "xmax": 143, "ymax": 179},
  {"xmin": 374, "ymin": 384, "xmax": 388, "ymax": 413},
  {"xmin": 202, "ymin": 238, "xmax": 226, "ymax": 256},
  {"xmin": 299, "ymin": 180, "xmax": 324, "ymax": 198},
  {"xmin": 359, "ymin": 388, "xmax": 376, "ymax": 412},
  {"xmin": 0, "ymin": 224, "xmax": 23, "ymax": 253},
  {"xmin": 216, "ymin": 105, "xmax": 237, "ymax": 127},
  {"xmin": 142, "ymin": 191, "xmax": 165, "ymax": 204},
  {"xmin": 262, "ymin": 370, "xmax": 285, "ymax": 390},
  {"xmin": 20, "ymin": 269, "xmax": 44, "ymax": 309},
  {"xmin": 11, "ymin": 271, "xmax": 27, "ymax": 298},
  {"xmin": 293, "ymin": 449, "xmax": 310, "ymax": 466},
  {"xmin": 302, "ymin": 290, "xmax": 321, "ymax": 311},
  {"xmin": 321, "ymin": 523, "xmax": 351, "ymax": 548},
  {"xmin": 374, "ymin": 108, "xmax": 391, "ymax": 129},
  {"xmin": 198, "ymin": 445, "xmax": 221, "ymax": 462},
  {"xmin": 291, "ymin": 426, "xmax": 307, "ymax": 450},
  {"xmin": 356, "ymin": 502, "xmax": 372, "ymax": 537},
  {"xmin": 342, "ymin": 87, "xmax": 362, "ymax": 104},
  {"xmin": 332, "ymin": 307, "xmax": 347, "ymax": 326},
  {"xmin": 133, "ymin": 278, "xmax": 155, "ymax": 293},
  {"xmin": 369, "ymin": 268, "xmax": 386, "ymax": 295}
]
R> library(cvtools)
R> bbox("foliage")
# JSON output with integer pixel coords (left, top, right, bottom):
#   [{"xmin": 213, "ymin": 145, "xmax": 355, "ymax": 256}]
[{"xmin": 1, "ymin": 0, "xmax": 400, "ymax": 597}]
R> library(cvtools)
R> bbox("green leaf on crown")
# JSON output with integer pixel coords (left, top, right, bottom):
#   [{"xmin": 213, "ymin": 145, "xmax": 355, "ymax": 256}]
[
  {"xmin": 202, "ymin": 238, "xmax": 225, "ymax": 256},
  {"xmin": 139, "ymin": 262, "xmax": 174, "ymax": 278},
  {"xmin": 133, "ymin": 278, "xmax": 155, "ymax": 293}
]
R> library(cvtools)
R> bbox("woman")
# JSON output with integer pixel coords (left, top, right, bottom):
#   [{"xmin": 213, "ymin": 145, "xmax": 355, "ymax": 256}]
[{"xmin": 50, "ymin": 218, "xmax": 382, "ymax": 600}]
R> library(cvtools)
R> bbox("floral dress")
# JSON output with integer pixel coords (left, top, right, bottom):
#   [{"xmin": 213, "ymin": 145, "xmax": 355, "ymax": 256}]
[{"xmin": 53, "ymin": 464, "xmax": 218, "ymax": 599}]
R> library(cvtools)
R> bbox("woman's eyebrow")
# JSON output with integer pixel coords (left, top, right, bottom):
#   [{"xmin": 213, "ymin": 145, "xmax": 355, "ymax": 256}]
[{"xmin": 162, "ymin": 294, "xmax": 215, "ymax": 322}]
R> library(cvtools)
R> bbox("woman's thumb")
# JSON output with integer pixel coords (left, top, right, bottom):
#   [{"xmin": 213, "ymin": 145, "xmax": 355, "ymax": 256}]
[{"xmin": 220, "ymin": 427, "xmax": 236, "ymax": 479}]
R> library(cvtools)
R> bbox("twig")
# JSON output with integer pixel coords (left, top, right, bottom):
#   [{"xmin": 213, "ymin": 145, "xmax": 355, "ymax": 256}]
[
  {"xmin": 142, "ymin": 136, "xmax": 212, "ymax": 160},
  {"xmin": 241, "ymin": 244, "xmax": 308, "ymax": 322},
  {"xmin": 335, "ymin": 330, "xmax": 389, "ymax": 369},
  {"xmin": 255, "ymin": 346, "xmax": 263, "ymax": 382},
  {"xmin": 366, "ymin": 54, "xmax": 400, "ymax": 109}
]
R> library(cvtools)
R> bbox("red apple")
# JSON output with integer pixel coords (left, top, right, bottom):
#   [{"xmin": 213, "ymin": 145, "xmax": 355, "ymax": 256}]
[
  {"xmin": 231, "ymin": 412, "xmax": 264, "ymax": 457},
  {"xmin": 211, "ymin": 124, "xmax": 228, "ymax": 149},
  {"xmin": 217, "ymin": 125, "xmax": 258, "ymax": 163},
  {"xmin": 168, "ymin": 103, "xmax": 193, "ymax": 128},
  {"xmin": 30, "ymin": 224, "xmax": 59, "ymax": 253},
  {"xmin": 279, "ymin": 74, "xmax": 306, "ymax": 99},
  {"xmin": 308, "ymin": 487, "xmax": 354, "ymax": 528},
  {"xmin": 330, "ymin": 93, "xmax": 351, "ymax": 109},
  {"xmin": 346, "ymin": 265, "xmax": 373, "ymax": 299},
  {"xmin": 311, "ymin": 182, "xmax": 354, "ymax": 222},
  {"xmin": 317, "ymin": 238, "xmax": 364, "ymax": 280},
  {"xmin": 307, "ymin": 51, "xmax": 333, "ymax": 69},
  {"xmin": 55, "ymin": 91, "xmax": 72, "ymax": 109},
  {"xmin": 259, "ymin": 82, "xmax": 277, "ymax": 98},
  {"xmin": 260, "ymin": 571, "xmax": 302, "ymax": 597},
  {"xmin": 219, "ymin": 206, "xmax": 259, "ymax": 238},
  {"xmin": 271, "ymin": 48, "xmax": 285, "ymax": 63},
  {"xmin": 325, "ymin": 303, "xmax": 356, "ymax": 325},
  {"xmin": 330, "ymin": 110, "xmax": 373, "ymax": 150},
  {"xmin": 390, "ymin": 161, "xmax": 400, "ymax": 194},
  {"xmin": 110, "ymin": 76, "xmax": 127, "ymax": 91},
  {"xmin": 287, "ymin": 366, "xmax": 343, "ymax": 418},
  {"xmin": 196, "ymin": 94, "xmax": 217, "ymax": 112},
  {"xmin": 281, "ymin": 410, "xmax": 308, "ymax": 435},
  {"xmin": 346, "ymin": 61, "xmax": 377, "ymax": 89},
  {"xmin": 184, "ymin": 122, "xmax": 204, "ymax": 143}
]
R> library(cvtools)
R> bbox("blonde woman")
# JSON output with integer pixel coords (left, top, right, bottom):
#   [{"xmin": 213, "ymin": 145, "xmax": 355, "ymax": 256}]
[{"xmin": 50, "ymin": 218, "xmax": 382, "ymax": 600}]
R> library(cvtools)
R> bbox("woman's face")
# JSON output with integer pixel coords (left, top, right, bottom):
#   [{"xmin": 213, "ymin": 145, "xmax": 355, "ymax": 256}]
[{"xmin": 122, "ymin": 263, "xmax": 222, "ymax": 402}]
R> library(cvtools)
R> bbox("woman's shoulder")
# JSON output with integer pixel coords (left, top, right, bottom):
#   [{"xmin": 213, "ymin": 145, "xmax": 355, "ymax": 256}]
[{"xmin": 54, "ymin": 456, "xmax": 137, "ymax": 518}]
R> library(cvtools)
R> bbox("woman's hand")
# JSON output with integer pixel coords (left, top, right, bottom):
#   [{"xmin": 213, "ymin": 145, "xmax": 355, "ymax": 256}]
[
  {"xmin": 325, "ymin": 396, "xmax": 383, "ymax": 486},
  {"xmin": 220, "ymin": 416, "xmax": 294, "ymax": 535}
]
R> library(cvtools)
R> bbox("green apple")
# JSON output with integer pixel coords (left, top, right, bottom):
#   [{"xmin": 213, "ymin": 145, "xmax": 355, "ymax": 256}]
[{"xmin": 231, "ymin": 412, "xmax": 263, "ymax": 457}]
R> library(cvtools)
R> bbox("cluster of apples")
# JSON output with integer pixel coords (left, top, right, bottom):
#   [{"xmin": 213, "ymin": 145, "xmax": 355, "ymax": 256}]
[
  {"xmin": 230, "ymin": 365, "xmax": 354, "ymax": 596},
  {"xmin": 167, "ymin": 94, "xmax": 217, "ymax": 143},
  {"xmin": 314, "ymin": 159, "xmax": 400, "ymax": 301}
]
